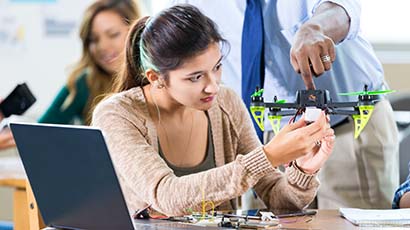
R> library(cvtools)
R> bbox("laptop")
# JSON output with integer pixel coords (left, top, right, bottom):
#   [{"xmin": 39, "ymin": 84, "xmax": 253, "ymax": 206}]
[{"xmin": 10, "ymin": 122, "xmax": 135, "ymax": 230}]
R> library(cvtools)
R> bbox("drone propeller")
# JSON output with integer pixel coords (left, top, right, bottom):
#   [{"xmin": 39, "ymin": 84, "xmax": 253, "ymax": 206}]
[
  {"xmin": 338, "ymin": 89, "xmax": 395, "ymax": 96},
  {"xmin": 251, "ymin": 88, "xmax": 264, "ymax": 98},
  {"xmin": 272, "ymin": 95, "xmax": 286, "ymax": 104},
  {"xmin": 338, "ymin": 85, "xmax": 396, "ymax": 96}
]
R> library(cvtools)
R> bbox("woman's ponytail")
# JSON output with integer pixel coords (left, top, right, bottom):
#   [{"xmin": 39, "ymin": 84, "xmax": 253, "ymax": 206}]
[{"xmin": 112, "ymin": 16, "xmax": 150, "ymax": 93}]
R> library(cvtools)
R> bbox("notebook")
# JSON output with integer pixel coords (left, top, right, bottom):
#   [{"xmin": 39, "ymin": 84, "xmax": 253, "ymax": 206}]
[{"xmin": 340, "ymin": 208, "xmax": 410, "ymax": 227}]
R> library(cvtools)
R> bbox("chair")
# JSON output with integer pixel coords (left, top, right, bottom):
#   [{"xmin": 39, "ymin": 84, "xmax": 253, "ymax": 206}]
[{"xmin": 0, "ymin": 221, "xmax": 13, "ymax": 230}]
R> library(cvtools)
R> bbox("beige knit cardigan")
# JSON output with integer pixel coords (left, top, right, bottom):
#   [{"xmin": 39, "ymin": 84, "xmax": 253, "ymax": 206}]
[{"xmin": 92, "ymin": 86, "xmax": 319, "ymax": 216}]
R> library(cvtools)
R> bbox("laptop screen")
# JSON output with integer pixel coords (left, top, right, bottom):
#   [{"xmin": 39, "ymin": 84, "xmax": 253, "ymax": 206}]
[{"xmin": 10, "ymin": 122, "xmax": 134, "ymax": 230}]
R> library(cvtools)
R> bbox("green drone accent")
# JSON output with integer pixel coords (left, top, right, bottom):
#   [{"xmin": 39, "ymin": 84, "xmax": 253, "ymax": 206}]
[
  {"xmin": 250, "ymin": 88, "xmax": 265, "ymax": 131},
  {"xmin": 250, "ymin": 106, "xmax": 265, "ymax": 131},
  {"xmin": 338, "ymin": 89, "xmax": 396, "ymax": 96},
  {"xmin": 338, "ymin": 88, "xmax": 395, "ymax": 138},
  {"xmin": 250, "ymin": 90, "xmax": 286, "ymax": 133},
  {"xmin": 267, "ymin": 99, "xmax": 286, "ymax": 135},
  {"xmin": 251, "ymin": 88, "xmax": 264, "ymax": 97},
  {"xmin": 352, "ymin": 105, "xmax": 374, "ymax": 139},
  {"xmin": 268, "ymin": 115, "xmax": 281, "ymax": 135}
]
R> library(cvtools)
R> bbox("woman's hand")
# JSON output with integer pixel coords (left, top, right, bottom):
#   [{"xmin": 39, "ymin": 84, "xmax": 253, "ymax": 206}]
[
  {"xmin": 263, "ymin": 111, "xmax": 329, "ymax": 167},
  {"xmin": 0, "ymin": 97, "xmax": 3, "ymax": 121},
  {"xmin": 296, "ymin": 122, "xmax": 335, "ymax": 174},
  {"xmin": 0, "ymin": 129, "xmax": 15, "ymax": 150}
]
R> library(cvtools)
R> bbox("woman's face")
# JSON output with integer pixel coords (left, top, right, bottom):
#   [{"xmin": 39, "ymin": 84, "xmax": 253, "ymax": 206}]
[
  {"xmin": 88, "ymin": 10, "xmax": 129, "ymax": 75},
  {"xmin": 163, "ymin": 43, "xmax": 223, "ymax": 111}
]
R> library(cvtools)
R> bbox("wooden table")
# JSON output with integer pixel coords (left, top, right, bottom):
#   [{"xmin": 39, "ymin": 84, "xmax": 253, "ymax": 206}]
[
  {"xmin": 280, "ymin": 209, "xmax": 357, "ymax": 229},
  {"xmin": 0, "ymin": 179, "xmax": 44, "ymax": 230},
  {"xmin": 0, "ymin": 179, "xmax": 29, "ymax": 230},
  {"xmin": 0, "ymin": 177, "xmax": 354, "ymax": 229},
  {"xmin": 133, "ymin": 210, "xmax": 358, "ymax": 229}
]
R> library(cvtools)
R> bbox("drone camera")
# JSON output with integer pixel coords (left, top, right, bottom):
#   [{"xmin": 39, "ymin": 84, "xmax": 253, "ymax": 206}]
[{"xmin": 296, "ymin": 90, "xmax": 330, "ymax": 108}]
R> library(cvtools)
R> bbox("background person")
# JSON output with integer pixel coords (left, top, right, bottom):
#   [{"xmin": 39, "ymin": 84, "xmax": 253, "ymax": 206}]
[
  {"xmin": 168, "ymin": 0, "xmax": 399, "ymax": 209},
  {"xmin": 0, "ymin": 0, "xmax": 140, "ymax": 150}
]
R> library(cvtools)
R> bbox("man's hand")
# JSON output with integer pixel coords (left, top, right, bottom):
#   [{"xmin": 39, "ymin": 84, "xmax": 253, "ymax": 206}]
[
  {"xmin": 290, "ymin": 24, "xmax": 335, "ymax": 89},
  {"xmin": 289, "ymin": 2, "xmax": 350, "ymax": 89}
]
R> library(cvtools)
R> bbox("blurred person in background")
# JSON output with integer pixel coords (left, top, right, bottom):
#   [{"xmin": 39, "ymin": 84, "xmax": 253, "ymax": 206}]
[
  {"xmin": 39, "ymin": 0, "xmax": 140, "ymax": 125},
  {"xmin": 0, "ymin": 0, "xmax": 140, "ymax": 150}
]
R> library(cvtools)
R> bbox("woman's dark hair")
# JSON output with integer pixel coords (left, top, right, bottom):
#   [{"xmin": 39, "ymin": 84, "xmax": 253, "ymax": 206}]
[{"xmin": 113, "ymin": 4, "xmax": 227, "ymax": 92}]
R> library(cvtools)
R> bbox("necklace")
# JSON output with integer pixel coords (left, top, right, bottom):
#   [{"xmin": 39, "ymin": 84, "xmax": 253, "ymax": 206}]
[{"xmin": 151, "ymin": 89, "xmax": 195, "ymax": 166}]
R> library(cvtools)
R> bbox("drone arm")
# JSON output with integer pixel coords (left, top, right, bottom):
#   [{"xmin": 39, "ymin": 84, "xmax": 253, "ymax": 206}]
[
  {"xmin": 328, "ymin": 101, "xmax": 358, "ymax": 108},
  {"xmin": 276, "ymin": 110, "xmax": 299, "ymax": 117},
  {"xmin": 329, "ymin": 109, "xmax": 359, "ymax": 116},
  {"xmin": 265, "ymin": 102, "xmax": 299, "ymax": 109}
]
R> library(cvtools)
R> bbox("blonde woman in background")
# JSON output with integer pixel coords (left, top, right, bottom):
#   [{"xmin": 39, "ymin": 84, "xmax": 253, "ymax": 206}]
[
  {"xmin": 0, "ymin": 0, "xmax": 139, "ymax": 150},
  {"xmin": 40, "ymin": 0, "xmax": 140, "ymax": 125}
]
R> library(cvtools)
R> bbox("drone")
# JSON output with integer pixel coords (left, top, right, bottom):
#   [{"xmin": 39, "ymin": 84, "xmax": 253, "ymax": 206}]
[{"xmin": 250, "ymin": 85, "xmax": 395, "ymax": 138}]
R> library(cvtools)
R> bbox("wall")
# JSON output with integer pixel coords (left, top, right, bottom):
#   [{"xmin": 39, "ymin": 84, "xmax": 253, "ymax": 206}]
[{"xmin": 384, "ymin": 64, "xmax": 410, "ymax": 93}]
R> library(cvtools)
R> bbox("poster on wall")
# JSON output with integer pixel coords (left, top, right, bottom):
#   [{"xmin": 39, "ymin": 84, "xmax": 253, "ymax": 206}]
[{"xmin": 0, "ymin": 11, "xmax": 26, "ymax": 54}]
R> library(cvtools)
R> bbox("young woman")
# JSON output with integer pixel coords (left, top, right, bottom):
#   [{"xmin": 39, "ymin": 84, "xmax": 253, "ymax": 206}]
[
  {"xmin": 92, "ymin": 5, "xmax": 335, "ymax": 216},
  {"xmin": 39, "ymin": 0, "xmax": 140, "ymax": 125},
  {"xmin": 0, "ymin": 0, "xmax": 139, "ymax": 150}
]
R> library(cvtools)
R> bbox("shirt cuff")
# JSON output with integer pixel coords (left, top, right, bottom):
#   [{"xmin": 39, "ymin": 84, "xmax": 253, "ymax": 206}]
[
  {"xmin": 240, "ymin": 146, "xmax": 275, "ymax": 180},
  {"xmin": 286, "ymin": 161, "xmax": 317, "ymax": 190},
  {"xmin": 312, "ymin": 0, "xmax": 361, "ymax": 41}
]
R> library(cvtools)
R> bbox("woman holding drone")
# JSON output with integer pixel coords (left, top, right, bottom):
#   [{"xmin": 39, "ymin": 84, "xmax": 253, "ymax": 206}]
[{"xmin": 92, "ymin": 4, "xmax": 335, "ymax": 215}]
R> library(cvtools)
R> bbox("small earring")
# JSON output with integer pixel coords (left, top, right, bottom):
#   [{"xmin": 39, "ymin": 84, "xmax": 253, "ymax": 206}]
[{"xmin": 156, "ymin": 80, "xmax": 164, "ymax": 89}]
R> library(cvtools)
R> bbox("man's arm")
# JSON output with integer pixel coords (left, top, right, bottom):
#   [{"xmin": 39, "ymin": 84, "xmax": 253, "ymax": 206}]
[
  {"xmin": 400, "ymin": 192, "xmax": 410, "ymax": 208},
  {"xmin": 290, "ymin": 2, "xmax": 350, "ymax": 89},
  {"xmin": 393, "ymin": 169, "xmax": 410, "ymax": 209},
  {"xmin": 306, "ymin": 2, "xmax": 350, "ymax": 44}
]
